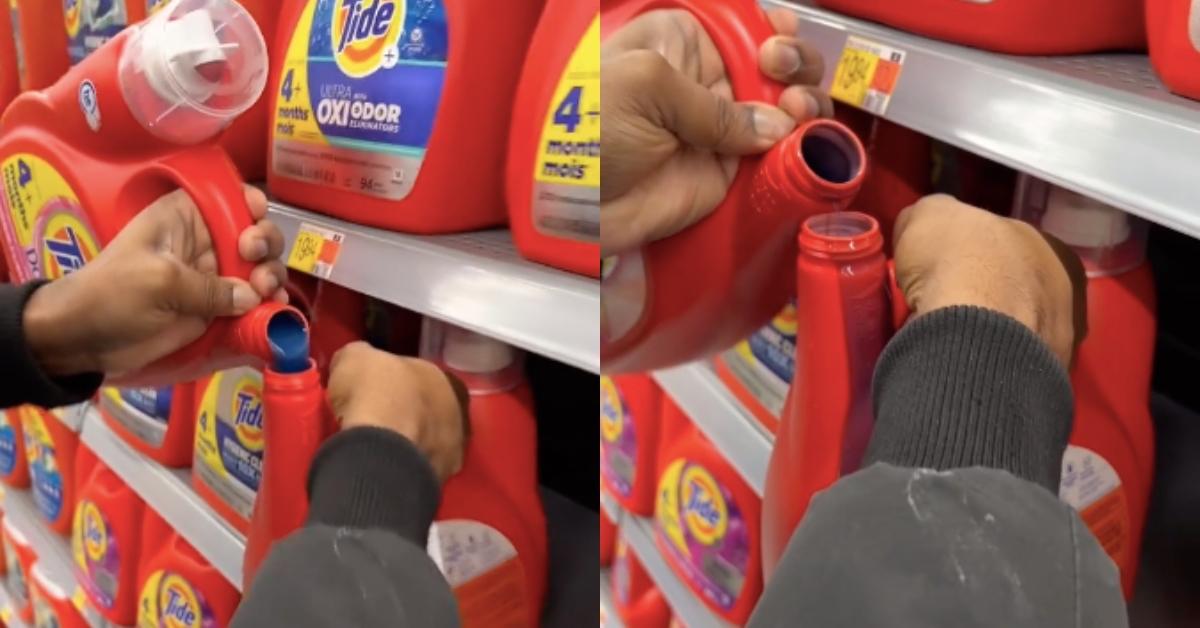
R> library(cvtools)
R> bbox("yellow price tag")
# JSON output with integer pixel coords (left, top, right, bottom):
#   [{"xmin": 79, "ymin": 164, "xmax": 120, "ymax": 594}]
[
  {"xmin": 830, "ymin": 46, "xmax": 879, "ymax": 108},
  {"xmin": 286, "ymin": 223, "xmax": 345, "ymax": 279},
  {"xmin": 829, "ymin": 36, "xmax": 907, "ymax": 115}
]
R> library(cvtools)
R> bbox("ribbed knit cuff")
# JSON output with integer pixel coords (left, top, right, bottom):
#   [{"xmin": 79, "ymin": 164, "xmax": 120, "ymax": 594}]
[
  {"xmin": 865, "ymin": 305, "xmax": 1074, "ymax": 491},
  {"xmin": 0, "ymin": 280, "xmax": 102, "ymax": 409},
  {"xmin": 306, "ymin": 426, "xmax": 441, "ymax": 544}
]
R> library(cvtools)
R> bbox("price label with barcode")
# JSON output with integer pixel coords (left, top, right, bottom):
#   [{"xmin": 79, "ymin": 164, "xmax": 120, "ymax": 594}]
[
  {"xmin": 830, "ymin": 36, "xmax": 906, "ymax": 115},
  {"xmin": 287, "ymin": 222, "xmax": 346, "ymax": 279}
]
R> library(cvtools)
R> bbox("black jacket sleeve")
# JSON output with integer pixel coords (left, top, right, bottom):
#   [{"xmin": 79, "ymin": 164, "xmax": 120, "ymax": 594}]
[
  {"xmin": 231, "ymin": 426, "xmax": 459, "ymax": 628},
  {"xmin": 0, "ymin": 281, "xmax": 102, "ymax": 408},
  {"xmin": 750, "ymin": 306, "xmax": 1128, "ymax": 628}
]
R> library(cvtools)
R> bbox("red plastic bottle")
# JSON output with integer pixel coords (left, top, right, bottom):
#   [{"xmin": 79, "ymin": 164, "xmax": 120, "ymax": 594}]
[
  {"xmin": 844, "ymin": 114, "xmax": 932, "ymax": 249},
  {"xmin": 9, "ymin": 0, "xmax": 69, "ymax": 91},
  {"xmin": 30, "ymin": 561, "xmax": 88, "ymax": 628},
  {"xmin": 192, "ymin": 367, "xmax": 265, "ymax": 535},
  {"xmin": 762, "ymin": 212, "xmax": 892, "ymax": 579},
  {"xmin": 0, "ymin": 406, "xmax": 30, "ymax": 487},
  {"xmin": 1013, "ymin": 177, "xmax": 1155, "ymax": 598},
  {"xmin": 137, "ymin": 510, "xmax": 242, "ymax": 628},
  {"xmin": 268, "ymin": 0, "xmax": 544, "ymax": 234},
  {"xmin": 714, "ymin": 301, "xmax": 796, "ymax": 435},
  {"xmin": 600, "ymin": 374, "xmax": 663, "ymax": 516},
  {"xmin": 654, "ymin": 398, "xmax": 762, "ymax": 624},
  {"xmin": 1146, "ymin": 0, "xmax": 1200, "ymax": 100},
  {"xmin": 63, "ymin": 0, "xmax": 147, "ymax": 66},
  {"xmin": 0, "ymin": 3, "xmax": 19, "ymax": 109},
  {"xmin": 506, "ymin": 1, "xmax": 599, "ymax": 277},
  {"xmin": 601, "ymin": 0, "xmax": 866, "ymax": 374},
  {"xmin": 600, "ymin": 489, "xmax": 618, "ymax": 568},
  {"xmin": 70, "ymin": 446, "xmax": 145, "ymax": 625},
  {"xmin": 22, "ymin": 406, "xmax": 81, "ymax": 536},
  {"xmin": 99, "ymin": 384, "xmax": 195, "ymax": 468},
  {"xmin": 2, "ymin": 513, "xmax": 34, "ymax": 622},
  {"xmin": 610, "ymin": 537, "xmax": 670, "ymax": 628},
  {"xmin": 422, "ymin": 319, "xmax": 548, "ymax": 628},
  {"xmin": 815, "ymin": 0, "xmax": 1144, "ymax": 54},
  {"xmin": 215, "ymin": 0, "xmax": 275, "ymax": 179}
]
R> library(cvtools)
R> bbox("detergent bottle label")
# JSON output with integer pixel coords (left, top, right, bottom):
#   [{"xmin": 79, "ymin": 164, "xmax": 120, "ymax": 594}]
[
  {"xmin": 146, "ymin": 0, "xmax": 169, "ymax": 15},
  {"xmin": 137, "ymin": 570, "xmax": 216, "ymax": 628},
  {"xmin": 1059, "ymin": 445, "xmax": 1130, "ymax": 570},
  {"xmin": 427, "ymin": 520, "xmax": 528, "ymax": 626},
  {"xmin": 194, "ymin": 368, "xmax": 263, "ymax": 520},
  {"xmin": 272, "ymin": 0, "xmax": 449, "ymax": 200},
  {"xmin": 100, "ymin": 387, "xmax": 171, "ymax": 447},
  {"xmin": 71, "ymin": 500, "xmax": 119, "ymax": 610},
  {"xmin": 599, "ymin": 376, "xmax": 637, "ymax": 498},
  {"xmin": 531, "ymin": 15, "xmax": 600, "ymax": 242},
  {"xmin": 22, "ymin": 409, "xmax": 65, "ymax": 524},
  {"xmin": 3, "ymin": 532, "xmax": 26, "ymax": 608},
  {"xmin": 655, "ymin": 459, "xmax": 749, "ymax": 611},
  {"xmin": 0, "ymin": 408, "xmax": 19, "ymax": 477},
  {"xmin": 8, "ymin": 0, "xmax": 21, "ymax": 81},
  {"xmin": 0, "ymin": 154, "xmax": 99, "ymax": 282},
  {"xmin": 64, "ymin": 0, "xmax": 130, "ymax": 65},
  {"xmin": 719, "ymin": 301, "xmax": 797, "ymax": 417}
]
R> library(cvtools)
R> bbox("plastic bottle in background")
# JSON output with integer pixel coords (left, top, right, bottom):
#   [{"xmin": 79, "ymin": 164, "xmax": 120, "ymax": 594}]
[
  {"xmin": 762, "ymin": 212, "xmax": 892, "ymax": 579},
  {"xmin": 600, "ymin": 374, "xmax": 663, "ymax": 515},
  {"xmin": 1146, "ymin": 0, "xmax": 1200, "ymax": 100},
  {"xmin": 268, "ymin": 0, "xmax": 543, "ymax": 234},
  {"xmin": 30, "ymin": 561, "xmax": 88, "ymax": 628},
  {"xmin": 422, "ymin": 318, "xmax": 548, "ymax": 627},
  {"xmin": 600, "ymin": 489, "xmax": 618, "ymax": 567},
  {"xmin": 851, "ymin": 117, "xmax": 932, "ymax": 249},
  {"xmin": 64, "ymin": 0, "xmax": 147, "ymax": 65},
  {"xmin": 22, "ymin": 407, "xmax": 81, "ymax": 536},
  {"xmin": 601, "ymin": 0, "xmax": 867, "ymax": 374},
  {"xmin": 506, "ymin": 1, "xmax": 599, "ymax": 277},
  {"xmin": 610, "ymin": 536, "xmax": 670, "ymax": 628},
  {"xmin": 3, "ymin": 514, "xmax": 34, "ymax": 622},
  {"xmin": 71, "ymin": 446, "xmax": 145, "ymax": 625},
  {"xmin": 0, "ymin": 406, "xmax": 30, "ymax": 487},
  {"xmin": 212, "ymin": 0, "xmax": 276, "ymax": 179},
  {"xmin": 715, "ymin": 300, "xmax": 796, "ymax": 434},
  {"xmin": 8, "ymin": 0, "xmax": 69, "ymax": 91},
  {"xmin": 137, "ymin": 510, "xmax": 241, "ymax": 628},
  {"xmin": 654, "ymin": 398, "xmax": 762, "ymax": 624},
  {"xmin": 0, "ymin": 3, "xmax": 19, "ymax": 110},
  {"xmin": 192, "ymin": 367, "xmax": 263, "ymax": 534},
  {"xmin": 99, "ymin": 384, "xmax": 195, "ymax": 467},
  {"xmin": 1012, "ymin": 177, "xmax": 1155, "ymax": 598},
  {"xmin": 813, "ymin": 0, "xmax": 1144, "ymax": 54}
]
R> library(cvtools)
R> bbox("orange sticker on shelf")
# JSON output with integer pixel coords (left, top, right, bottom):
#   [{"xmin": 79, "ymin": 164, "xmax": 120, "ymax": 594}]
[
  {"xmin": 830, "ymin": 36, "xmax": 907, "ymax": 115},
  {"xmin": 287, "ymin": 222, "xmax": 345, "ymax": 279}
]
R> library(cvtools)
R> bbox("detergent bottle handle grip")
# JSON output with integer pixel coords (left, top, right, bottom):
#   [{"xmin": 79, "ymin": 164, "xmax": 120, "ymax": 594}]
[{"xmin": 888, "ymin": 259, "xmax": 910, "ymax": 329}]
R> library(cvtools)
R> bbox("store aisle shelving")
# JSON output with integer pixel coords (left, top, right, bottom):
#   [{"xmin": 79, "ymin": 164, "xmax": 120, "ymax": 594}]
[
  {"xmin": 268, "ymin": 202, "xmax": 600, "ymax": 373},
  {"xmin": 600, "ymin": 569, "xmax": 624, "ymax": 628},
  {"xmin": 619, "ymin": 515, "xmax": 731, "ymax": 628},
  {"xmin": 0, "ymin": 580, "xmax": 26, "ymax": 628}
]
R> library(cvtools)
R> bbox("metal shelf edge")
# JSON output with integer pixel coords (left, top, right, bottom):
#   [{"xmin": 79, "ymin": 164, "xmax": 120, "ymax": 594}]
[
  {"xmin": 618, "ymin": 515, "xmax": 729, "ymax": 628},
  {"xmin": 599, "ymin": 569, "xmax": 625, "ymax": 628}
]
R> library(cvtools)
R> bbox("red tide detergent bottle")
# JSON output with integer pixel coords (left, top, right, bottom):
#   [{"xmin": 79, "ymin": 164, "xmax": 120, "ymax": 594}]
[
  {"xmin": 268, "ymin": 0, "xmax": 543, "ymax": 234},
  {"xmin": 1146, "ymin": 0, "xmax": 1200, "ymax": 100},
  {"xmin": 22, "ymin": 406, "xmax": 81, "ymax": 536},
  {"xmin": 30, "ymin": 560, "xmax": 88, "ymax": 628},
  {"xmin": 715, "ymin": 300, "xmax": 796, "ymax": 434},
  {"xmin": 137, "ymin": 510, "xmax": 242, "ymax": 628},
  {"xmin": 610, "ymin": 536, "xmax": 670, "ymax": 628},
  {"xmin": 3, "ymin": 513, "xmax": 34, "ymax": 622},
  {"xmin": 0, "ymin": 406, "xmax": 31, "ymax": 487},
  {"xmin": 506, "ymin": 1, "xmax": 600, "ymax": 277},
  {"xmin": 654, "ymin": 397, "xmax": 762, "ymax": 624},
  {"xmin": 420, "ymin": 319, "xmax": 548, "ymax": 627},
  {"xmin": 1013, "ymin": 177, "xmax": 1155, "ymax": 598},
  {"xmin": 762, "ymin": 212, "xmax": 893, "ymax": 579},
  {"xmin": 840, "ymin": 111, "xmax": 931, "ymax": 249},
  {"xmin": 9, "ymin": 0, "xmax": 69, "ymax": 91},
  {"xmin": 600, "ymin": 488, "xmax": 618, "ymax": 567},
  {"xmin": 100, "ymin": 384, "xmax": 195, "ymax": 467},
  {"xmin": 192, "ymin": 367, "xmax": 264, "ymax": 534},
  {"xmin": 71, "ymin": 446, "xmax": 145, "ymax": 625},
  {"xmin": 63, "ymin": 0, "xmax": 147, "ymax": 66},
  {"xmin": 600, "ymin": 374, "xmax": 663, "ymax": 516},
  {"xmin": 0, "ymin": 4, "xmax": 20, "ymax": 110},
  {"xmin": 214, "ymin": 0, "xmax": 276, "ymax": 179},
  {"xmin": 601, "ymin": 0, "xmax": 866, "ymax": 374},
  {"xmin": 815, "ymin": 0, "xmax": 1144, "ymax": 54}
]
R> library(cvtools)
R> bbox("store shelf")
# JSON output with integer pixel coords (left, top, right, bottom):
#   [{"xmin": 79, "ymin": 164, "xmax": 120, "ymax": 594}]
[
  {"xmin": 599, "ymin": 570, "xmax": 624, "ymax": 628},
  {"xmin": 765, "ymin": 0, "xmax": 1200, "ymax": 239},
  {"xmin": 1, "ymin": 488, "xmax": 76, "ymax": 610},
  {"xmin": 267, "ymin": 202, "xmax": 600, "ymax": 373},
  {"xmin": 619, "ymin": 515, "xmax": 729, "ymax": 628},
  {"xmin": 79, "ymin": 408, "xmax": 246, "ymax": 591},
  {"xmin": 0, "ymin": 580, "xmax": 27, "ymax": 628},
  {"xmin": 654, "ymin": 363, "xmax": 773, "ymax": 495}
]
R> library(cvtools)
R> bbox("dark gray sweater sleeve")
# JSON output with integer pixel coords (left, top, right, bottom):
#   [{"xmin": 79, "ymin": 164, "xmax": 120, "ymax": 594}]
[
  {"xmin": 232, "ymin": 427, "xmax": 460, "ymax": 628},
  {"xmin": 750, "ymin": 306, "xmax": 1128, "ymax": 628},
  {"xmin": 0, "ymin": 281, "xmax": 102, "ymax": 409}
]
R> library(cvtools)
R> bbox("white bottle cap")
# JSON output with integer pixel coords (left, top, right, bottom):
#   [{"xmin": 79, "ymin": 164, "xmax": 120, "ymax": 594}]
[
  {"xmin": 139, "ymin": 9, "xmax": 234, "ymax": 104},
  {"xmin": 442, "ymin": 326, "xmax": 516, "ymax": 374},
  {"xmin": 1041, "ymin": 186, "xmax": 1130, "ymax": 249}
]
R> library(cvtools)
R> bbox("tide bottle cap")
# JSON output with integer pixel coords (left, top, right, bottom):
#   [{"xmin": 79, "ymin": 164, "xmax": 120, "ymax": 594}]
[
  {"xmin": 1041, "ymin": 186, "xmax": 1130, "ymax": 249},
  {"xmin": 442, "ymin": 326, "xmax": 516, "ymax": 374}
]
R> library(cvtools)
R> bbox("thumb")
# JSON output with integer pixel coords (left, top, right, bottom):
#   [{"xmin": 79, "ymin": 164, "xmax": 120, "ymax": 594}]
[{"xmin": 174, "ymin": 268, "xmax": 261, "ymax": 318}]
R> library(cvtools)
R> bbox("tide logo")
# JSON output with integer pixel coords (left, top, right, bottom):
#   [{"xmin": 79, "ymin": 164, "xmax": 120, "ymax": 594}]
[
  {"xmin": 680, "ymin": 465, "xmax": 728, "ymax": 546},
  {"xmin": 770, "ymin": 302, "xmax": 797, "ymax": 337},
  {"xmin": 81, "ymin": 502, "xmax": 108, "ymax": 562},
  {"xmin": 230, "ymin": 375, "xmax": 264, "ymax": 452},
  {"xmin": 64, "ymin": 0, "xmax": 82, "ymax": 38},
  {"xmin": 159, "ymin": 574, "xmax": 203, "ymax": 628},
  {"xmin": 332, "ymin": 0, "xmax": 405, "ymax": 78},
  {"xmin": 40, "ymin": 212, "xmax": 98, "ymax": 280},
  {"xmin": 599, "ymin": 377, "xmax": 625, "ymax": 443}
]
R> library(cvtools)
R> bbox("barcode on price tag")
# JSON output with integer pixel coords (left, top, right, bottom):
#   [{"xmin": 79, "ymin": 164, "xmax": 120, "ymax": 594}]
[
  {"xmin": 286, "ymin": 223, "xmax": 346, "ymax": 279},
  {"xmin": 829, "ymin": 36, "xmax": 906, "ymax": 115}
]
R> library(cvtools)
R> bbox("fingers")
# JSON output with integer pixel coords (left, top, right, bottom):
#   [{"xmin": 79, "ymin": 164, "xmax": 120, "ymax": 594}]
[
  {"xmin": 766, "ymin": 7, "xmax": 800, "ymax": 36},
  {"xmin": 244, "ymin": 186, "xmax": 268, "ymax": 221},
  {"xmin": 249, "ymin": 260, "xmax": 286, "ymax": 299},
  {"xmin": 779, "ymin": 84, "xmax": 832, "ymax": 121},
  {"xmin": 171, "ymin": 264, "xmax": 261, "ymax": 318},
  {"xmin": 238, "ymin": 219, "xmax": 285, "ymax": 263},
  {"xmin": 759, "ymin": 35, "xmax": 825, "ymax": 86}
]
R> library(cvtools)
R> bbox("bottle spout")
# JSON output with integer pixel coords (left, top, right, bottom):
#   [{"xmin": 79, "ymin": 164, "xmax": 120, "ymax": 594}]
[{"xmin": 229, "ymin": 303, "xmax": 311, "ymax": 373}]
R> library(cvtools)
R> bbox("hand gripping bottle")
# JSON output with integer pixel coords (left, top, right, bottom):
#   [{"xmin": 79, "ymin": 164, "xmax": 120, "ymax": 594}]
[
  {"xmin": 71, "ymin": 446, "xmax": 146, "ymax": 626},
  {"xmin": 30, "ymin": 560, "xmax": 88, "ymax": 628},
  {"xmin": 422, "ymin": 319, "xmax": 548, "ymax": 627},
  {"xmin": 762, "ymin": 212, "xmax": 893, "ymax": 578},
  {"xmin": 64, "ymin": 0, "xmax": 147, "ymax": 66},
  {"xmin": 137, "ymin": 510, "xmax": 242, "ymax": 628},
  {"xmin": 814, "ymin": 0, "xmax": 1144, "ymax": 54},
  {"xmin": 3, "ymin": 513, "xmax": 35, "ymax": 622},
  {"xmin": 600, "ymin": 374, "xmax": 663, "ymax": 516},
  {"xmin": 601, "ymin": 0, "xmax": 867, "ymax": 374},
  {"xmin": 1013, "ymin": 177, "xmax": 1155, "ymax": 598},
  {"xmin": 1147, "ymin": 0, "xmax": 1200, "ymax": 100},
  {"xmin": 23, "ymin": 406, "xmax": 82, "ymax": 536},
  {"xmin": 0, "ymin": 406, "xmax": 31, "ymax": 487},
  {"xmin": 654, "ymin": 398, "xmax": 762, "ymax": 624},
  {"xmin": 506, "ymin": 0, "xmax": 600, "ymax": 277},
  {"xmin": 715, "ymin": 300, "xmax": 796, "ymax": 434},
  {"xmin": 610, "ymin": 536, "xmax": 670, "ymax": 628},
  {"xmin": 100, "ymin": 384, "xmax": 196, "ymax": 467},
  {"xmin": 9, "ymin": 0, "xmax": 70, "ymax": 91},
  {"xmin": 268, "ymin": 0, "xmax": 543, "ymax": 234}
]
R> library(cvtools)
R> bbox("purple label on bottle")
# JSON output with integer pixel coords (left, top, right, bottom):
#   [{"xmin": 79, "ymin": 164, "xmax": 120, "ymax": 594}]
[
  {"xmin": 599, "ymin": 377, "xmax": 637, "ymax": 498},
  {"xmin": 72, "ymin": 499, "xmax": 120, "ymax": 610}
]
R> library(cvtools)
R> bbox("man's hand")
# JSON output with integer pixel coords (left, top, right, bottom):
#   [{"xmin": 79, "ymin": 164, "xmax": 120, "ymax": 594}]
[
  {"xmin": 601, "ymin": 8, "xmax": 832, "ymax": 255},
  {"xmin": 892, "ymin": 195, "xmax": 1088, "ymax": 367},
  {"xmin": 326, "ymin": 342, "xmax": 468, "ymax": 483},
  {"xmin": 23, "ymin": 186, "xmax": 287, "ymax": 379}
]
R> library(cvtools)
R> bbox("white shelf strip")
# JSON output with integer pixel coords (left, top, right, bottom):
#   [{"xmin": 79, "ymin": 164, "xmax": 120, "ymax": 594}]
[
  {"xmin": 599, "ymin": 569, "xmax": 625, "ymax": 628},
  {"xmin": 618, "ymin": 515, "xmax": 730, "ymax": 628}
]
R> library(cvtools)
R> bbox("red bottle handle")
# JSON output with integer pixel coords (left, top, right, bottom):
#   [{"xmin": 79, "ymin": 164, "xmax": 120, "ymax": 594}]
[{"xmin": 887, "ymin": 260, "xmax": 910, "ymax": 329}]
